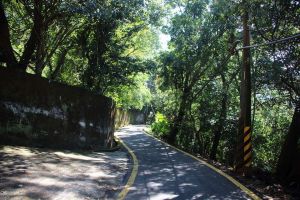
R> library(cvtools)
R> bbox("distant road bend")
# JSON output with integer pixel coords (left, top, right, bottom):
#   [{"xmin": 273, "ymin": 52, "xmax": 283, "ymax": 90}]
[{"xmin": 116, "ymin": 125, "xmax": 255, "ymax": 200}]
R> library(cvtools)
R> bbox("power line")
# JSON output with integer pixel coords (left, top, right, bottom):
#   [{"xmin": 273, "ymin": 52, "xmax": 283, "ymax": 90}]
[{"xmin": 237, "ymin": 33, "xmax": 300, "ymax": 50}]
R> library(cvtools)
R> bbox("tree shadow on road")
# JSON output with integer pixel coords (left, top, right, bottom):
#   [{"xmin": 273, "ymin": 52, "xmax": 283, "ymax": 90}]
[
  {"xmin": 0, "ymin": 145, "xmax": 128, "ymax": 200},
  {"xmin": 117, "ymin": 126, "xmax": 251, "ymax": 200}
]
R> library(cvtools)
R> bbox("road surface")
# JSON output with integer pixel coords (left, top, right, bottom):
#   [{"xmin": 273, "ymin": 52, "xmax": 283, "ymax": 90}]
[{"xmin": 116, "ymin": 125, "xmax": 253, "ymax": 200}]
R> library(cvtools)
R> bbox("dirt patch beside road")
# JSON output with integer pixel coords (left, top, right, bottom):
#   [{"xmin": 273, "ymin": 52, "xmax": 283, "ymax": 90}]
[{"xmin": 0, "ymin": 145, "xmax": 128, "ymax": 200}]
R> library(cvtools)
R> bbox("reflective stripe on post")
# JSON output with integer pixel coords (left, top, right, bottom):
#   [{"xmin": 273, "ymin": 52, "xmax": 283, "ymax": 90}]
[{"xmin": 243, "ymin": 126, "xmax": 252, "ymax": 167}]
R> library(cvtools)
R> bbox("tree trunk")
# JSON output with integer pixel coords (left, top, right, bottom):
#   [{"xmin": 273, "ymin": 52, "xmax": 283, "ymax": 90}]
[
  {"xmin": 19, "ymin": 0, "xmax": 43, "ymax": 72},
  {"xmin": 167, "ymin": 87, "xmax": 190, "ymax": 145},
  {"xmin": 0, "ymin": 0, "xmax": 43, "ymax": 72},
  {"xmin": 276, "ymin": 101, "xmax": 300, "ymax": 183},
  {"xmin": 35, "ymin": 30, "xmax": 46, "ymax": 75},
  {"xmin": 50, "ymin": 48, "xmax": 69, "ymax": 80},
  {"xmin": 210, "ymin": 74, "xmax": 228, "ymax": 160},
  {"xmin": 0, "ymin": 1, "xmax": 18, "ymax": 68}
]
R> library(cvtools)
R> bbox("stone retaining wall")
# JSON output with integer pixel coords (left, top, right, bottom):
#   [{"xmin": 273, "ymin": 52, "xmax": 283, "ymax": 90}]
[{"xmin": 0, "ymin": 69, "xmax": 115, "ymax": 149}]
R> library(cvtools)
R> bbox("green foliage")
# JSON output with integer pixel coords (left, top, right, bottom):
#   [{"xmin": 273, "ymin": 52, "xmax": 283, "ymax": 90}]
[
  {"xmin": 252, "ymin": 95, "xmax": 293, "ymax": 171},
  {"xmin": 106, "ymin": 73, "xmax": 152, "ymax": 110},
  {"xmin": 122, "ymin": 26, "xmax": 161, "ymax": 59},
  {"xmin": 151, "ymin": 0, "xmax": 299, "ymax": 173},
  {"xmin": 1, "ymin": 0, "xmax": 164, "ymax": 94},
  {"xmin": 151, "ymin": 112, "xmax": 170, "ymax": 138}
]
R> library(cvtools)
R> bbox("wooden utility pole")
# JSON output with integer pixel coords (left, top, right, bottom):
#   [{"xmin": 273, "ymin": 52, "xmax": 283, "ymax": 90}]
[{"xmin": 236, "ymin": 7, "xmax": 252, "ymax": 172}]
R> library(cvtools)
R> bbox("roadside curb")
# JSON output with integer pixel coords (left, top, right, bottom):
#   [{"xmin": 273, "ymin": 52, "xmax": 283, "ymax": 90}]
[
  {"xmin": 143, "ymin": 128, "xmax": 261, "ymax": 200},
  {"xmin": 115, "ymin": 135, "xmax": 139, "ymax": 200}
]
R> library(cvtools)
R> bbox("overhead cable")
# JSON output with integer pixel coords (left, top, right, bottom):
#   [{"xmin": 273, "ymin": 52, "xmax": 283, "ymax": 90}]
[{"xmin": 237, "ymin": 33, "xmax": 300, "ymax": 50}]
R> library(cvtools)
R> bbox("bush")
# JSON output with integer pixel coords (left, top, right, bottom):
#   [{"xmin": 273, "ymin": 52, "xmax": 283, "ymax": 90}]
[{"xmin": 151, "ymin": 112, "xmax": 170, "ymax": 137}]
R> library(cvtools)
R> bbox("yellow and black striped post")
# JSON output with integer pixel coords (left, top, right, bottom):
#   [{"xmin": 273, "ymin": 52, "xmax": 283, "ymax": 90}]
[
  {"xmin": 243, "ymin": 126, "xmax": 252, "ymax": 167},
  {"xmin": 235, "ymin": 7, "xmax": 252, "ymax": 172}
]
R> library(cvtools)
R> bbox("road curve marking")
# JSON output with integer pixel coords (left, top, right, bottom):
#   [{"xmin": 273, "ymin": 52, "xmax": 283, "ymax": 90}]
[
  {"xmin": 143, "ymin": 128, "xmax": 261, "ymax": 200},
  {"xmin": 115, "ymin": 136, "xmax": 139, "ymax": 200}
]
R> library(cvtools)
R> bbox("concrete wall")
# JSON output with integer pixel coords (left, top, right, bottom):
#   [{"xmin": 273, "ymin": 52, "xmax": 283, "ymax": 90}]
[
  {"xmin": 0, "ymin": 69, "xmax": 115, "ymax": 149},
  {"xmin": 129, "ymin": 109, "xmax": 146, "ymax": 124},
  {"xmin": 115, "ymin": 109, "xmax": 146, "ymax": 129},
  {"xmin": 115, "ymin": 109, "xmax": 131, "ymax": 129}
]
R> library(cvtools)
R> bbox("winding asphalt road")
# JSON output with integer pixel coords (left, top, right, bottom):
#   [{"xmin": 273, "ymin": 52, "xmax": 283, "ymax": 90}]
[{"xmin": 116, "ymin": 125, "xmax": 252, "ymax": 200}]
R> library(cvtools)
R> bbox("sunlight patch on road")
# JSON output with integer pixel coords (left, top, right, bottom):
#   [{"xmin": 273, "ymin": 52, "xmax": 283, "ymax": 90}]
[
  {"xmin": 179, "ymin": 183, "xmax": 195, "ymax": 187},
  {"xmin": 150, "ymin": 192, "xmax": 178, "ymax": 200},
  {"xmin": 147, "ymin": 181, "xmax": 163, "ymax": 189},
  {"xmin": 54, "ymin": 151, "xmax": 105, "ymax": 161},
  {"xmin": 9, "ymin": 176, "xmax": 65, "ymax": 187},
  {"xmin": 1, "ymin": 146, "xmax": 35, "ymax": 157}
]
